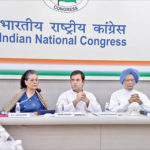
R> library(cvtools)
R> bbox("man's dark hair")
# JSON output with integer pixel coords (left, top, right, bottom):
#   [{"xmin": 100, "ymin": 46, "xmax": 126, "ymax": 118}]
[{"xmin": 70, "ymin": 70, "xmax": 85, "ymax": 81}]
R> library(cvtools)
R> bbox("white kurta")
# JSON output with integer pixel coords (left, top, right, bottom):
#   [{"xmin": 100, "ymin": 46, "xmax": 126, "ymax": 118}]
[
  {"xmin": 56, "ymin": 89, "xmax": 102, "ymax": 113},
  {"xmin": 109, "ymin": 89, "xmax": 150, "ymax": 112}
]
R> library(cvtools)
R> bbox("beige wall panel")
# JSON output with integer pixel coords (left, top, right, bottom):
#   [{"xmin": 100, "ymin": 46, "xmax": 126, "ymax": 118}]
[
  {"xmin": 101, "ymin": 125, "xmax": 150, "ymax": 150},
  {"xmin": 4, "ymin": 125, "xmax": 101, "ymax": 150}
]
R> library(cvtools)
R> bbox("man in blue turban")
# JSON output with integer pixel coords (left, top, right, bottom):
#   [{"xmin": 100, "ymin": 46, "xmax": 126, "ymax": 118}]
[
  {"xmin": 120, "ymin": 68, "xmax": 139, "ymax": 85},
  {"xmin": 109, "ymin": 68, "xmax": 150, "ymax": 112}
]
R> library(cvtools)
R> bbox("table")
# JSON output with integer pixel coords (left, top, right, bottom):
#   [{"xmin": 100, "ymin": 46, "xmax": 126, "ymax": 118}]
[{"xmin": 0, "ymin": 113, "xmax": 150, "ymax": 150}]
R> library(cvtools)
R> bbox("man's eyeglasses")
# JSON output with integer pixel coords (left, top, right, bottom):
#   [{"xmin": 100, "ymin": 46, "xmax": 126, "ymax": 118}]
[{"xmin": 124, "ymin": 79, "xmax": 135, "ymax": 82}]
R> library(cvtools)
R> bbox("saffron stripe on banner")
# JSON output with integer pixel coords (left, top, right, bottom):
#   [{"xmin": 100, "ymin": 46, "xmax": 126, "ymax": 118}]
[{"xmin": 0, "ymin": 58, "xmax": 150, "ymax": 65}]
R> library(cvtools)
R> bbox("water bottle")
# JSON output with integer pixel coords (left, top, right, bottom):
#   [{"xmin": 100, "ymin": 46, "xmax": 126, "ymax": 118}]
[
  {"xmin": 105, "ymin": 102, "xmax": 110, "ymax": 112},
  {"xmin": 15, "ymin": 102, "xmax": 20, "ymax": 113},
  {"xmin": 61, "ymin": 104, "xmax": 64, "ymax": 114}
]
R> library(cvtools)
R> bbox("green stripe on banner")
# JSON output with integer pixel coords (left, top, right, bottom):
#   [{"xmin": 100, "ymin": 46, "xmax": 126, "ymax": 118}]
[
  {"xmin": 0, "ymin": 70, "xmax": 120, "ymax": 76},
  {"xmin": 140, "ymin": 72, "xmax": 150, "ymax": 77},
  {"xmin": 0, "ymin": 70, "xmax": 25, "ymax": 75},
  {"xmin": 0, "ymin": 70, "xmax": 150, "ymax": 77},
  {"xmin": 38, "ymin": 71, "xmax": 121, "ymax": 76},
  {"xmin": 59, "ymin": 0, "xmax": 76, "ymax": 2}
]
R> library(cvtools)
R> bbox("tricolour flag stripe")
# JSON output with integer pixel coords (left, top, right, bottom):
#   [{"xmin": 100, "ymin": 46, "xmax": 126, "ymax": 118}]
[
  {"xmin": 59, "ymin": 0, "xmax": 76, "ymax": 2},
  {"xmin": 0, "ymin": 70, "xmax": 150, "ymax": 77},
  {"xmin": 0, "ymin": 58, "xmax": 150, "ymax": 66}
]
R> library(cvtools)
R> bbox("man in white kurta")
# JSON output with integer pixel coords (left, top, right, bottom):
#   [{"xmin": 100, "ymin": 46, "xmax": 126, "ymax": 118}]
[
  {"xmin": 109, "ymin": 68, "xmax": 150, "ymax": 112},
  {"xmin": 56, "ymin": 70, "xmax": 102, "ymax": 113}
]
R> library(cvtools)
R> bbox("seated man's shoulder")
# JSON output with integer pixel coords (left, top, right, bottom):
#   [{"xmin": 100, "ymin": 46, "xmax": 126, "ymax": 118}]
[
  {"xmin": 111, "ymin": 89, "xmax": 124, "ymax": 95},
  {"xmin": 60, "ymin": 89, "xmax": 72, "ymax": 95}
]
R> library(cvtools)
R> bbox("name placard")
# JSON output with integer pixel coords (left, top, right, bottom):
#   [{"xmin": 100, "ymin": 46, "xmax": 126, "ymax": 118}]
[
  {"xmin": 8, "ymin": 113, "xmax": 32, "ymax": 118},
  {"xmin": 54, "ymin": 113, "xmax": 75, "ymax": 118}
]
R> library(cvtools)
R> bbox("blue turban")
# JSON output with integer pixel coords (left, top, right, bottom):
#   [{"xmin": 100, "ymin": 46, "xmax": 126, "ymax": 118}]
[{"xmin": 120, "ymin": 68, "xmax": 140, "ymax": 84}]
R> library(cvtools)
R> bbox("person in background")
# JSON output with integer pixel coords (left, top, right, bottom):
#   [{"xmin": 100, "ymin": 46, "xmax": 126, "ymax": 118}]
[
  {"xmin": 3, "ymin": 70, "xmax": 49, "ymax": 112},
  {"xmin": 109, "ymin": 68, "xmax": 150, "ymax": 112},
  {"xmin": 56, "ymin": 70, "xmax": 102, "ymax": 113}
]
